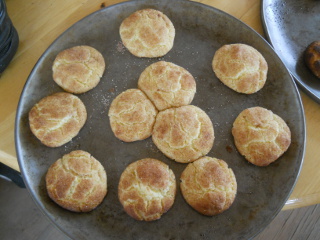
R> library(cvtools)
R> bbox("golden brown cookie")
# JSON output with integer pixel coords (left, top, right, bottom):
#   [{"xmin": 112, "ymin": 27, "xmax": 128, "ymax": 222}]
[
  {"xmin": 119, "ymin": 9, "xmax": 175, "ymax": 58},
  {"xmin": 108, "ymin": 89, "xmax": 158, "ymax": 142},
  {"xmin": 152, "ymin": 105, "xmax": 214, "ymax": 163},
  {"xmin": 232, "ymin": 106, "xmax": 291, "ymax": 166},
  {"xmin": 212, "ymin": 43, "xmax": 268, "ymax": 94},
  {"xmin": 46, "ymin": 150, "xmax": 107, "ymax": 212},
  {"xmin": 29, "ymin": 92, "xmax": 87, "ymax": 147},
  {"xmin": 180, "ymin": 156, "xmax": 237, "ymax": 216},
  {"xmin": 304, "ymin": 41, "xmax": 320, "ymax": 78},
  {"xmin": 138, "ymin": 61, "xmax": 196, "ymax": 111},
  {"xmin": 118, "ymin": 158, "xmax": 176, "ymax": 221},
  {"xmin": 52, "ymin": 45, "xmax": 105, "ymax": 94}
]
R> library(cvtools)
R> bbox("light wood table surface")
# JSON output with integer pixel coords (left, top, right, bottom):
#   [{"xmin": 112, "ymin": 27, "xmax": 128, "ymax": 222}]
[{"xmin": 1, "ymin": 0, "xmax": 319, "ymax": 210}]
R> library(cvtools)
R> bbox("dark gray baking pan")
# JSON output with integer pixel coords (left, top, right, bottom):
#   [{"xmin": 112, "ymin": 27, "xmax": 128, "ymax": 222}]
[
  {"xmin": 15, "ymin": 0, "xmax": 306, "ymax": 239},
  {"xmin": 262, "ymin": 0, "xmax": 320, "ymax": 103}
]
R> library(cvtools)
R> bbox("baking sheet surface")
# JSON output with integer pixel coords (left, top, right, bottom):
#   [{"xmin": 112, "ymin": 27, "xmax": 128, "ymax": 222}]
[{"xmin": 16, "ymin": 0, "xmax": 305, "ymax": 239}]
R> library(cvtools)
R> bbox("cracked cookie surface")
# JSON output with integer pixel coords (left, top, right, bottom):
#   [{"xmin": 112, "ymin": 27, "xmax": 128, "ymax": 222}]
[
  {"xmin": 212, "ymin": 43, "xmax": 268, "ymax": 94},
  {"xmin": 52, "ymin": 45, "xmax": 105, "ymax": 94},
  {"xmin": 138, "ymin": 61, "xmax": 196, "ymax": 111},
  {"xmin": 118, "ymin": 158, "xmax": 176, "ymax": 221},
  {"xmin": 152, "ymin": 105, "xmax": 214, "ymax": 163},
  {"xmin": 119, "ymin": 9, "xmax": 175, "ymax": 58},
  {"xmin": 232, "ymin": 106, "xmax": 291, "ymax": 166},
  {"xmin": 46, "ymin": 150, "xmax": 107, "ymax": 212},
  {"xmin": 180, "ymin": 156, "xmax": 237, "ymax": 216},
  {"xmin": 108, "ymin": 89, "xmax": 158, "ymax": 142},
  {"xmin": 29, "ymin": 92, "xmax": 87, "ymax": 147}
]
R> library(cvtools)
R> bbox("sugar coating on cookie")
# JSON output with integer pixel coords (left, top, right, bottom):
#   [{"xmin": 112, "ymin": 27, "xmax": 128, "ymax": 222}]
[
  {"xmin": 152, "ymin": 105, "xmax": 214, "ymax": 163},
  {"xmin": 119, "ymin": 9, "xmax": 175, "ymax": 58},
  {"xmin": 138, "ymin": 61, "xmax": 196, "ymax": 111},
  {"xmin": 232, "ymin": 106, "xmax": 291, "ymax": 166},
  {"xmin": 29, "ymin": 92, "xmax": 87, "ymax": 147},
  {"xmin": 212, "ymin": 43, "xmax": 268, "ymax": 94},
  {"xmin": 118, "ymin": 158, "xmax": 176, "ymax": 221},
  {"xmin": 108, "ymin": 89, "xmax": 158, "ymax": 142},
  {"xmin": 46, "ymin": 150, "xmax": 107, "ymax": 212},
  {"xmin": 180, "ymin": 156, "xmax": 237, "ymax": 216},
  {"xmin": 52, "ymin": 45, "xmax": 105, "ymax": 94}
]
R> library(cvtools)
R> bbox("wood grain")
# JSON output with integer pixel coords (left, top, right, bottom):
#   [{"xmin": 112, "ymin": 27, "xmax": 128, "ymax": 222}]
[
  {"xmin": 1, "ymin": 178, "xmax": 320, "ymax": 239},
  {"xmin": 255, "ymin": 204, "xmax": 320, "ymax": 239},
  {"xmin": 1, "ymin": 0, "xmax": 320, "ymax": 210}
]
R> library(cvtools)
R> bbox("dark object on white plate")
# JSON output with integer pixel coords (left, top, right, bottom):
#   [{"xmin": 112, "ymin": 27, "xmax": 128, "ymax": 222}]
[
  {"xmin": 0, "ymin": 0, "xmax": 19, "ymax": 73},
  {"xmin": 15, "ymin": 0, "xmax": 305, "ymax": 239}
]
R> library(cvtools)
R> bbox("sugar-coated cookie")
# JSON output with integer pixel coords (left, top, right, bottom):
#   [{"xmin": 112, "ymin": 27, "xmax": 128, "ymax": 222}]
[
  {"xmin": 29, "ymin": 92, "xmax": 87, "ymax": 147},
  {"xmin": 119, "ymin": 9, "xmax": 175, "ymax": 58},
  {"xmin": 52, "ymin": 45, "xmax": 105, "ymax": 94},
  {"xmin": 46, "ymin": 150, "xmax": 107, "ymax": 212},
  {"xmin": 152, "ymin": 105, "xmax": 214, "ymax": 163},
  {"xmin": 180, "ymin": 156, "xmax": 237, "ymax": 216},
  {"xmin": 108, "ymin": 89, "xmax": 158, "ymax": 142},
  {"xmin": 118, "ymin": 158, "xmax": 176, "ymax": 221},
  {"xmin": 232, "ymin": 106, "xmax": 291, "ymax": 166},
  {"xmin": 212, "ymin": 43, "xmax": 268, "ymax": 94},
  {"xmin": 138, "ymin": 61, "xmax": 196, "ymax": 111}
]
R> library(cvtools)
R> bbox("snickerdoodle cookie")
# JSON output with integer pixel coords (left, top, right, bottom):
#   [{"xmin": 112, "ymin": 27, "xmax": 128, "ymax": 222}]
[
  {"xmin": 29, "ymin": 92, "xmax": 87, "ymax": 147},
  {"xmin": 119, "ymin": 9, "xmax": 175, "ymax": 58},
  {"xmin": 212, "ymin": 43, "xmax": 268, "ymax": 94},
  {"xmin": 118, "ymin": 158, "xmax": 176, "ymax": 221},
  {"xmin": 108, "ymin": 89, "xmax": 158, "ymax": 142},
  {"xmin": 138, "ymin": 61, "xmax": 196, "ymax": 111},
  {"xmin": 152, "ymin": 105, "xmax": 214, "ymax": 163},
  {"xmin": 46, "ymin": 150, "xmax": 107, "ymax": 212},
  {"xmin": 232, "ymin": 106, "xmax": 291, "ymax": 166},
  {"xmin": 180, "ymin": 156, "xmax": 237, "ymax": 216},
  {"xmin": 52, "ymin": 45, "xmax": 105, "ymax": 94}
]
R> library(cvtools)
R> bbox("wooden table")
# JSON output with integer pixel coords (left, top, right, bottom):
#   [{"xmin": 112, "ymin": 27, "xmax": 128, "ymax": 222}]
[{"xmin": 1, "ymin": 0, "xmax": 319, "ymax": 210}]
